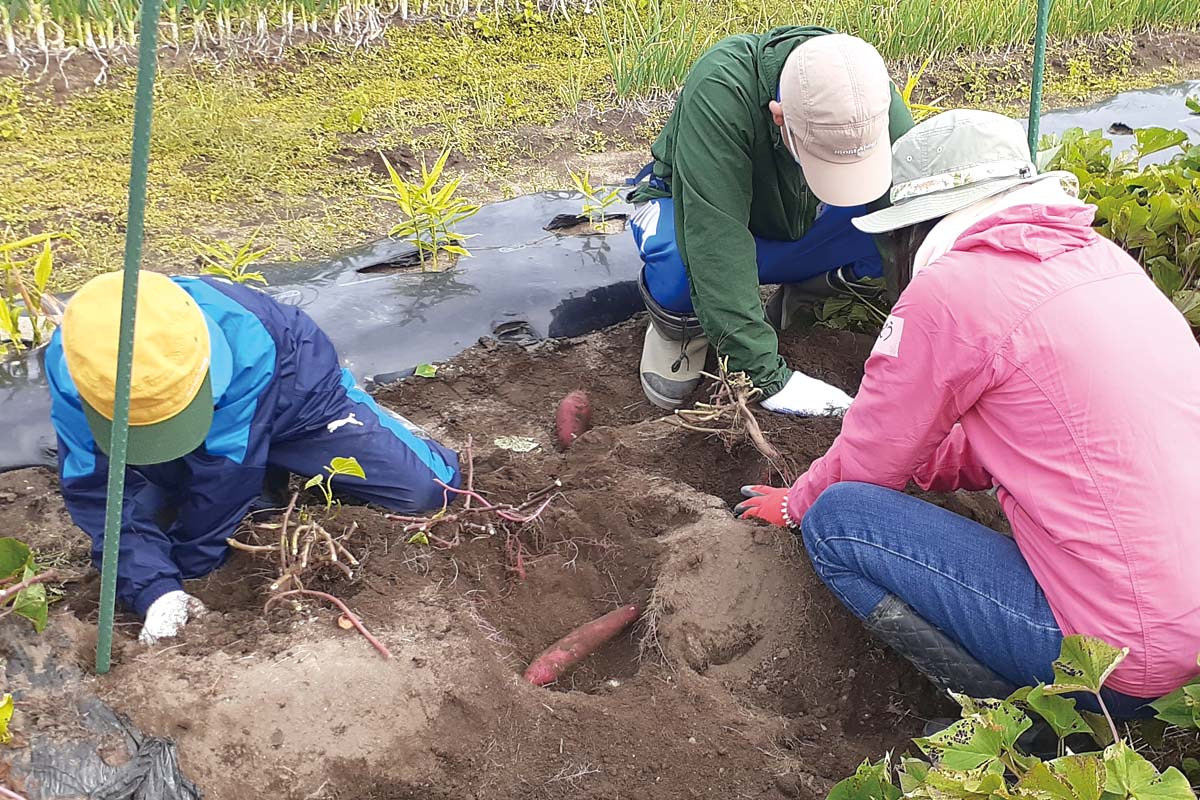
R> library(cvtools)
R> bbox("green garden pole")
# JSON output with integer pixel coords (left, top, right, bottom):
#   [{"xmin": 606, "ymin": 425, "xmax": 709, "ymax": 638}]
[
  {"xmin": 96, "ymin": 0, "xmax": 163, "ymax": 675},
  {"xmin": 1027, "ymin": 0, "xmax": 1053, "ymax": 156}
]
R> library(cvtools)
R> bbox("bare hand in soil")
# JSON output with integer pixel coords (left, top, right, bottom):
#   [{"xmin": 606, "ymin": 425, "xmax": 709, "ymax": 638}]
[{"xmin": 667, "ymin": 357, "xmax": 794, "ymax": 480}]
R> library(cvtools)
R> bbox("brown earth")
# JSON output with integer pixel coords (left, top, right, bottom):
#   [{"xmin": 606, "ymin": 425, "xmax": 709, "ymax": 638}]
[{"xmin": 0, "ymin": 317, "xmax": 1017, "ymax": 800}]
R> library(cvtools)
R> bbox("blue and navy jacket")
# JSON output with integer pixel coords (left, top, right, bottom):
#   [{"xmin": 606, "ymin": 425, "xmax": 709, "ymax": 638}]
[{"xmin": 46, "ymin": 277, "xmax": 458, "ymax": 616}]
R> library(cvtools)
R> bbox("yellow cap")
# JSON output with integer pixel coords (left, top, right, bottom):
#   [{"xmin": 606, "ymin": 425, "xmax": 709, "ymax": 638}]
[{"xmin": 62, "ymin": 272, "xmax": 214, "ymax": 465}]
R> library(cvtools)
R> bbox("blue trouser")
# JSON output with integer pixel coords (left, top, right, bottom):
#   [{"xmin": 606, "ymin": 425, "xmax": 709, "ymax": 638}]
[
  {"xmin": 629, "ymin": 196, "xmax": 883, "ymax": 315},
  {"xmin": 801, "ymin": 482, "xmax": 1154, "ymax": 719},
  {"xmin": 266, "ymin": 369, "xmax": 458, "ymax": 513}
]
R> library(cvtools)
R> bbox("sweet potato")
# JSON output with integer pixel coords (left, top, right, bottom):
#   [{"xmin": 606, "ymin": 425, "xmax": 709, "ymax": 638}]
[
  {"xmin": 556, "ymin": 390, "xmax": 593, "ymax": 450},
  {"xmin": 523, "ymin": 604, "xmax": 640, "ymax": 686}
]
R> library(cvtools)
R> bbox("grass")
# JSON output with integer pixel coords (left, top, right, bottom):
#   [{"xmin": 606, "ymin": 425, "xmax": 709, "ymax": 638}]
[{"xmin": 0, "ymin": 1, "xmax": 1197, "ymax": 287}]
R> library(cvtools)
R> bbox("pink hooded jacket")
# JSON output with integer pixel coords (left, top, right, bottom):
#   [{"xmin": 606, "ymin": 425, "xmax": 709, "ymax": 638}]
[{"xmin": 786, "ymin": 203, "xmax": 1200, "ymax": 697}]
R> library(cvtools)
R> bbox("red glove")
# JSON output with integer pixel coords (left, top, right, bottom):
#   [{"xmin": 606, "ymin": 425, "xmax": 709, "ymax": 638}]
[{"xmin": 733, "ymin": 485, "xmax": 797, "ymax": 529}]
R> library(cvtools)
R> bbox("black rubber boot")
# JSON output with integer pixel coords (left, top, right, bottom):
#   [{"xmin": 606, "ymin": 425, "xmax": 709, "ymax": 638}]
[{"xmin": 865, "ymin": 595, "xmax": 1015, "ymax": 700}]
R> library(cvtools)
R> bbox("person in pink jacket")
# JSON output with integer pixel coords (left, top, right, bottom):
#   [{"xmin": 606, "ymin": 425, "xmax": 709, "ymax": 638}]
[{"xmin": 735, "ymin": 109, "xmax": 1200, "ymax": 716}]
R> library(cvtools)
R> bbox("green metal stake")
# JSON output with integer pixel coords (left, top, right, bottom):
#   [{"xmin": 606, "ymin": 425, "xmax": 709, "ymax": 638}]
[
  {"xmin": 96, "ymin": 0, "xmax": 163, "ymax": 675},
  {"xmin": 1027, "ymin": 0, "xmax": 1053, "ymax": 157}
]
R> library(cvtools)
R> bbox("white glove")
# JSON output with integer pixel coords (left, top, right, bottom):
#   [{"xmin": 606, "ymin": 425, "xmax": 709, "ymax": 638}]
[
  {"xmin": 760, "ymin": 371, "xmax": 853, "ymax": 416},
  {"xmin": 139, "ymin": 590, "xmax": 206, "ymax": 645}
]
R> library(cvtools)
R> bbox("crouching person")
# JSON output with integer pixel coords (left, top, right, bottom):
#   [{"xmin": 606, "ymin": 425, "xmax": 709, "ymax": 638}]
[
  {"xmin": 736, "ymin": 110, "xmax": 1200, "ymax": 716},
  {"xmin": 46, "ymin": 273, "xmax": 460, "ymax": 644}
]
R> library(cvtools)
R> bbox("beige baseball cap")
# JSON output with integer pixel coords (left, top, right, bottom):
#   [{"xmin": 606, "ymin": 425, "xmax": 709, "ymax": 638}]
[{"xmin": 779, "ymin": 34, "xmax": 894, "ymax": 207}]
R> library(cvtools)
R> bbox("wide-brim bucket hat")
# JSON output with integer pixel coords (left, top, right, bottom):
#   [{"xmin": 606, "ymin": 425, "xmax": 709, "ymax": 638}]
[{"xmin": 853, "ymin": 109, "xmax": 1077, "ymax": 234}]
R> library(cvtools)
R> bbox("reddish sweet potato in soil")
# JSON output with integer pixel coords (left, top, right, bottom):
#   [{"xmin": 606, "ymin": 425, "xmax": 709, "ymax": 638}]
[
  {"xmin": 556, "ymin": 390, "xmax": 593, "ymax": 449},
  {"xmin": 523, "ymin": 603, "xmax": 641, "ymax": 686}
]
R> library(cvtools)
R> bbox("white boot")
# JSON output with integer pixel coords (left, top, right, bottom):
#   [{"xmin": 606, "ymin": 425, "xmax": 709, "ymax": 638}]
[{"xmin": 639, "ymin": 320, "xmax": 709, "ymax": 410}]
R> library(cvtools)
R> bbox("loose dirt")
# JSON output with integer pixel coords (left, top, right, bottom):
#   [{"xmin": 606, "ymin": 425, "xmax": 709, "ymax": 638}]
[{"xmin": 0, "ymin": 316, "xmax": 1012, "ymax": 799}]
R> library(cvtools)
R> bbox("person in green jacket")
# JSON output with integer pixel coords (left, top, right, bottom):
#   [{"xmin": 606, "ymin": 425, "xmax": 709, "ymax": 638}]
[{"xmin": 628, "ymin": 28, "xmax": 915, "ymax": 412}]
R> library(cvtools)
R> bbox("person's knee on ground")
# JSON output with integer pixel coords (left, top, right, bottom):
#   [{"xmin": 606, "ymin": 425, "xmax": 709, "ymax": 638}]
[{"xmin": 801, "ymin": 483, "xmax": 1015, "ymax": 699}]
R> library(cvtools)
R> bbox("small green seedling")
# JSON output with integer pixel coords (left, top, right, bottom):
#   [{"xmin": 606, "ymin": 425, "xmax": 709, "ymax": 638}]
[
  {"xmin": 194, "ymin": 229, "xmax": 272, "ymax": 286},
  {"xmin": 0, "ymin": 537, "xmax": 49, "ymax": 632},
  {"xmin": 569, "ymin": 170, "xmax": 622, "ymax": 227},
  {"xmin": 1186, "ymin": 91, "xmax": 1200, "ymax": 115},
  {"xmin": 374, "ymin": 148, "xmax": 481, "ymax": 272},
  {"xmin": 304, "ymin": 456, "xmax": 367, "ymax": 511},
  {"xmin": 0, "ymin": 232, "xmax": 62, "ymax": 354}
]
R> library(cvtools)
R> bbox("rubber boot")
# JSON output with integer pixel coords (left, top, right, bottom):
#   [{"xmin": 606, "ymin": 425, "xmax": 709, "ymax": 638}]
[
  {"xmin": 640, "ymin": 319, "xmax": 709, "ymax": 410},
  {"xmin": 864, "ymin": 595, "xmax": 1015, "ymax": 700}
]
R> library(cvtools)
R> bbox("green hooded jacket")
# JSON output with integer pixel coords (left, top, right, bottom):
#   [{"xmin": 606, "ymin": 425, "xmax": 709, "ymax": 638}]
[{"xmin": 629, "ymin": 26, "xmax": 915, "ymax": 396}]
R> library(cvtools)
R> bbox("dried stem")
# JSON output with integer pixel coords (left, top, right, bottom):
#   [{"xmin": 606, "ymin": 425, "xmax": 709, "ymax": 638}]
[
  {"xmin": 0, "ymin": 569, "xmax": 58, "ymax": 606},
  {"xmin": 0, "ymin": 785, "xmax": 30, "ymax": 800},
  {"xmin": 266, "ymin": 590, "xmax": 392, "ymax": 659}
]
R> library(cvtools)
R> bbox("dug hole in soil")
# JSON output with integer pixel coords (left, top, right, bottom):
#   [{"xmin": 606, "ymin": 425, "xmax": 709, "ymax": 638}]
[{"xmin": 1, "ymin": 316, "xmax": 1010, "ymax": 800}]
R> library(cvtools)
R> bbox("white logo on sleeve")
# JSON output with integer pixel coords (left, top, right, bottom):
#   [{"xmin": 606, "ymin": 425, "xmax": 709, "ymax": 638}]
[
  {"xmin": 872, "ymin": 315, "xmax": 904, "ymax": 358},
  {"xmin": 631, "ymin": 200, "xmax": 661, "ymax": 239}
]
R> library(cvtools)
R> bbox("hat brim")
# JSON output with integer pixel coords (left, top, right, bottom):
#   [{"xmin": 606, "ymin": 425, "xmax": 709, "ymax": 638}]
[
  {"xmin": 83, "ymin": 372, "xmax": 214, "ymax": 466},
  {"xmin": 796, "ymin": 128, "xmax": 892, "ymax": 208},
  {"xmin": 851, "ymin": 171, "xmax": 1077, "ymax": 234}
]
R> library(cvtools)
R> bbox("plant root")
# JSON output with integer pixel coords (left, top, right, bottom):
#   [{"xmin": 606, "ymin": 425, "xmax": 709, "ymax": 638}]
[
  {"xmin": 667, "ymin": 357, "xmax": 794, "ymax": 481},
  {"xmin": 385, "ymin": 437, "xmax": 561, "ymax": 580},
  {"xmin": 265, "ymin": 589, "xmax": 392, "ymax": 659}
]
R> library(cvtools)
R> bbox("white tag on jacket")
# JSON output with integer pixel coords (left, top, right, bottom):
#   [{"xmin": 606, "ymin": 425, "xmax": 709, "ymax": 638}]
[{"xmin": 872, "ymin": 316, "xmax": 904, "ymax": 358}]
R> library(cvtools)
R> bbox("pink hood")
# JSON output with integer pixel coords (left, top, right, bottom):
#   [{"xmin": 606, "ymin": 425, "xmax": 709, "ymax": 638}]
[{"xmin": 788, "ymin": 203, "xmax": 1200, "ymax": 697}]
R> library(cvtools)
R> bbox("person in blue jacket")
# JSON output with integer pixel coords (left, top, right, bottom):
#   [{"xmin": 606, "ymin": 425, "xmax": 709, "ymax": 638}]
[{"xmin": 46, "ymin": 272, "xmax": 460, "ymax": 644}]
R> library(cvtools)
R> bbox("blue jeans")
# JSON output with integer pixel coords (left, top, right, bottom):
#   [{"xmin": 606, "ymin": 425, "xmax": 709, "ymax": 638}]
[
  {"xmin": 801, "ymin": 482, "xmax": 1154, "ymax": 719},
  {"xmin": 630, "ymin": 197, "xmax": 883, "ymax": 314}
]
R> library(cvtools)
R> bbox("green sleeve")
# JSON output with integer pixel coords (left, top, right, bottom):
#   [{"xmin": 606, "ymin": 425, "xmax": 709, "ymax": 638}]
[{"xmin": 672, "ymin": 82, "xmax": 791, "ymax": 396}]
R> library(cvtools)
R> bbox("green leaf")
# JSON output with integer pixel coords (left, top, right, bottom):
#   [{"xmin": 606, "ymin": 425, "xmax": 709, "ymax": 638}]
[
  {"xmin": 1149, "ymin": 258, "xmax": 1184, "ymax": 298},
  {"xmin": 0, "ymin": 537, "xmax": 34, "ymax": 580},
  {"xmin": 1104, "ymin": 741, "xmax": 1194, "ymax": 800},
  {"xmin": 1188, "ymin": 93, "xmax": 1200, "ymax": 115},
  {"xmin": 1137, "ymin": 717, "xmax": 1168, "ymax": 749},
  {"xmin": 1081, "ymin": 712, "xmax": 1116, "ymax": 748},
  {"xmin": 1020, "ymin": 756, "xmax": 1106, "ymax": 800},
  {"xmin": 13, "ymin": 566, "xmax": 47, "ymax": 632},
  {"xmin": 0, "ymin": 693, "xmax": 12, "ymax": 744},
  {"xmin": 898, "ymin": 758, "xmax": 930, "ymax": 794},
  {"xmin": 33, "ymin": 241, "xmax": 53, "ymax": 294},
  {"xmin": 915, "ymin": 716, "xmax": 1006, "ymax": 771},
  {"xmin": 1027, "ymin": 683, "xmax": 1093, "ymax": 739},
  {"xmin": 303, "ymin": 474, "xmax": 324, "ymax": 491},
  {"xmin": 1045, "ymin": 635, "xmax": 1129, "ymax": 696},
  {"xmin": 827, "ymin": 758, "xmax": 901, "ymax": 800},
  {"xmin": 1172, "ymin": 291, "xmax": 1200, "ymax": 327},
  {"xmin": 328, "ymin": 456, "xmax": 366, "ymax": 481},
  {"xmin": 407, "ymin": 531, "xmax": 430, "ymax": 546},
  {"xmin": 414, "ymin": 363, "xmax": 439, "ymax": 378},
  {"xmin": 1150, "ymin": 681, "xmax": 1200, "ymax": 730},
  {"xmin": 1180, "ymin": 758, "xmax": 1200, "ymax": 786},
  {"xmin": 1052, "ymin": 755, "xmax": 1107, "ymax": 800},
  {"xmin": 1134, "ymin": 128, "xmax": 1189, "ymax": 158}
]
